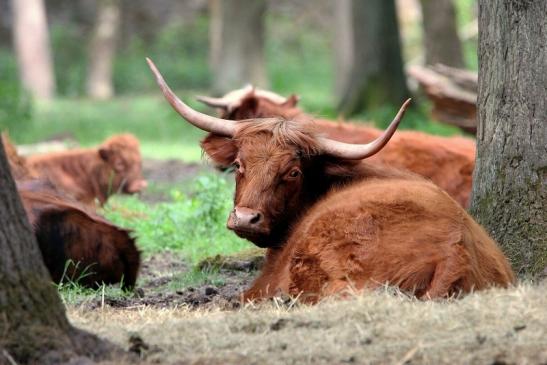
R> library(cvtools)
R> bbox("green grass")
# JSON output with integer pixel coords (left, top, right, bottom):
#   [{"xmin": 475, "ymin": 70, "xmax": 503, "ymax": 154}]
[{"xmin": 102, "ymin": 173, "xmax": 247, "ymax": 264}]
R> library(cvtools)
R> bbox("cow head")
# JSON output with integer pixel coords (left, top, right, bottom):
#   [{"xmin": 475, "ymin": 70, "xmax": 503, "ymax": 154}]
[
  {"xmin": 197, "ymin": 86, "xmax": 301, "ymax": 120},
  {"xmin": 148, "ymin": 59, "xmax": 410, "ymax": 248},
  {"xmin": 98, "ymin": 134, "xmax": 147, "ymax": 195}
]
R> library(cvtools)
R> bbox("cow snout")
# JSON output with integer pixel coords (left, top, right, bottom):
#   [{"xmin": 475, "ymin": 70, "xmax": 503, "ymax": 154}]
[
  {"xmin": 227, "ymin": 206, "xmax": 266, "ymax": 233},
  {"xmin": 126, "ymin": 179, "xmax": 148, "ymax": 193}
]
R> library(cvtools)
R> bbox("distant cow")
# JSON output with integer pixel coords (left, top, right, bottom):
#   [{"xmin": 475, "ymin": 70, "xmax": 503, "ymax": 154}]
[
  {"xmin": 148, "ymin": 59, "xmax": 515, "ymax": 303},
  {"xmin": 19, "ymin": 188, "xmax": 140, "ymax": 289},
  {"xmin": 27, "ymin": 134, "xmax": 147, "ymax": 205},
  {"xmin": 2, "ymin": 137, "xmax": 140, "ymax": 289},
  {"xmin": 198, "ymin": 87, "xmax": 476, "ymax": 208}
]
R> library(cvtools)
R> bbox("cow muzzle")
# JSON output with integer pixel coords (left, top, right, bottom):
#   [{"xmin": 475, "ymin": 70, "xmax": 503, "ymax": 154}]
[
  {"xmin": 125, "ymin": 179, "xmax": 148, "ymax": 194},
  {"xmin": 227, "ymin": 206, "xmax": 269, "ymax": 235}
]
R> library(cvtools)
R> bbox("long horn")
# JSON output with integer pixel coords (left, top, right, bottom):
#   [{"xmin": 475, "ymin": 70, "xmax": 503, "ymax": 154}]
[
  {"xmin": 195, "ymin": 95, "xmax": 231, "ymax": 109},
  {"xmin": 146, "ymin": 58, "xmax": 236, "ymax": 136},
  {"xmin": 319, "ymin": 99, "xmax": 412, "ymax": 160}
]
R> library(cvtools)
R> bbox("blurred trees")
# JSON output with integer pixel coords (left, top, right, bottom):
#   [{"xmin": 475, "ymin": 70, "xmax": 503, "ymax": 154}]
[
  {"xmin": 419, "ymin": 0, "xmax": 464, "ymax": 68},
  {"xmin": 86, "ymin": 0, "xmax": 121, "ymax": 99},
  {"xmin": 209, "ymin": 0, "xmax": 268, "ymax": 95},
  {"xmin": 471, "ymin": 0, "xmax": 547, "ymax": 277},
  {"xmin": 11, "ymin": 0, "xmax": 55, "ymax": 100},
  {"xmin": 335, "ymin": 0, "xmax": 410, "ymax": 116}
]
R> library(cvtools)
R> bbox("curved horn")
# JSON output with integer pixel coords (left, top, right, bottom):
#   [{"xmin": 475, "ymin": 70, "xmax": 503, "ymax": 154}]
[
  {"xmin": 319, "ymin": 99, "xmax": 412, "ymax": 160},
  {"xmin": 195, "ymin": 95, "xmax": 231, "ymax": 109},
  {"xmin": 146, "ymin": 58, "xmax": 236, "ymax": 136}
]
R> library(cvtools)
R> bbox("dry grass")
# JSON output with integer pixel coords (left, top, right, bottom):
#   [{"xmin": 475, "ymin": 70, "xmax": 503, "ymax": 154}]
[{"xmin": 68, "ymin": 283, "xmax": 547, "ymax": 365}]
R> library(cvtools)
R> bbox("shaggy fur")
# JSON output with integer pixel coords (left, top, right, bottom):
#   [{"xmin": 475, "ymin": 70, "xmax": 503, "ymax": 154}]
[
  {"xmin": 2, "ymin": 138, "xmax": 140, "ymax": 289},
  {"xmin": 201, "ymin": 118, "xmax": 514, "ymax": 303},
  {"xmin": 201, "ymin": 91, "xmax": 475, "ymax": 208},
  {"xmin": 20, "ymin": 188, "xmax": 140, "ymax": 289},
  {"xmin": 26, "ymin": 134, "xmax": 147, "ymax": 205}
]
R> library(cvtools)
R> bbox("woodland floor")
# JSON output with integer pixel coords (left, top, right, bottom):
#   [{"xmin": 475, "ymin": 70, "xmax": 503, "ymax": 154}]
[{"xmin": 48, "ymin": 158, "xmax": 547, "ymax": 364}]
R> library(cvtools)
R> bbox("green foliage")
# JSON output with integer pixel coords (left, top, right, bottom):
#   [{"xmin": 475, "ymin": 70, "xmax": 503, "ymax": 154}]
[
  {"xmin": 114, "ymin": 16, "xmax": 211, "ymax": 94},
  {"xmin": 103, "ymin": 173, "xmax": 248, "ymax": 264},
  {"xmin": 0, "ymin": 51, "xmax": 33, "ymax": 138},
  {"xmin": 50, "ymin": 24, "xmax": 88, "ymax": 96}
]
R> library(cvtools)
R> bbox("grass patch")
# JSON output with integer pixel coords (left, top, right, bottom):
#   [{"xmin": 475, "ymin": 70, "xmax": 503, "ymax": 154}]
[{"xmin": 102, "ymin": 173, "xmax": 248, "ymax": 264}]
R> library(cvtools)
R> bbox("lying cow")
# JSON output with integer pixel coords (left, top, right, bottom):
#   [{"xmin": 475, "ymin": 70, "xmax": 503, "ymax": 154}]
[
  {"xmin": 19, "ymin": 187, "xmax": 140, "ymax": 289},
  {"xmin": 26, "ymin": 134, "xmax": 147, "ymax": 205},
  {"xmin": 198, "ymin": 87, "xmax": 475, "ymax": 208},
  {"xmin": 148, "ymin": 58, "xmax": 514, "ymax": 303},
  {"xmin": 2, "ymin": 137, "xmax": 140, "ymax": 289}
]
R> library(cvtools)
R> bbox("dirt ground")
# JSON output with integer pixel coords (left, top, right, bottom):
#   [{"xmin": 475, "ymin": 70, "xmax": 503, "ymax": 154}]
[{"xmin": 81, "ymin": 250, "xmax": 263, "ymax": 311}]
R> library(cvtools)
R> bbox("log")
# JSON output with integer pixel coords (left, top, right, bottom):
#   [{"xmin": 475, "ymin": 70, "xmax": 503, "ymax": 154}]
[{"xmin": 408, "ymin": 64, "xmax": 477, "ymax": 134}]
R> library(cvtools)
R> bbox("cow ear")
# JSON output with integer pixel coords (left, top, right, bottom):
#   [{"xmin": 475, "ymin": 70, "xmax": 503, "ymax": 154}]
[
  {"xmin": 98, "ymin": 147, "xmax": 111, "ymax": 161},
  {"xmin": 283, "ymin": 94, "xmax": 300, "ymax": 107},
  {"xmin": 238, "ymin": 97, "xmax": 259, "ymax": 116},
  {"xmin": 200, "ymin": 133, "xmax": 238, "ymax": 168}
]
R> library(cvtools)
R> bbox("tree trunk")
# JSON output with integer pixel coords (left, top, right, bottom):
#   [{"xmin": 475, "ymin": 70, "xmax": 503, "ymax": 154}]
[
  {"xmin": 11, "ymin": 0, "xmax": 55, "ymax": 100},
  {"xmin": 333, "ymin": 0, "xmax": 354, "ymax": 98},
  {"xmin": 209, "ymin": 0, "xmax": 268, "ymax": 95},
  {"xmin": 471, "ymin": 0, "xmax": 547, "ymax": 278},
  {"xmin": 336, "ymin": 0, "xmax": 410, "ymax": 116},
  {"xmin": 86, "ymin": 0, "xmax": 121, "ymax": 100},
  {"xmin": 419, "ymin": 0, "xmax": 464, "ymax": 68},
  {"xmin": 0, "ymin": 141, "xmax": 117, "ymax": 364}
]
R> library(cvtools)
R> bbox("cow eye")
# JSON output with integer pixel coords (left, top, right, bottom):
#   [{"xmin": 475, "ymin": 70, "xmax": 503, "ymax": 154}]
[
  {"xmin": 233, "ymin": 159, "xmax": 243, "ymax": 173},
  {"xmin": 288, "ymin": 169, "xmax": 301, "ymax": 178}
]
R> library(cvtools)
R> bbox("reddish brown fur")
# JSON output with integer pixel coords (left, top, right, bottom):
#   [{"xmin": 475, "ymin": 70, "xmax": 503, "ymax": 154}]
[
  {"xmin": 2, "ymin": 137, "xmax": 140, "ymax": 289},
  {"xmin": 26, "ymin": 134, "xmax": 147, "ymax": 205},
  {"xmin": 200, "ymin": 118, "xmax": 514, "ymax": 303},
  {"xmin": 203, "ymin": 92, "xmax": 475, "ymax": 208},
  {"xmin": 19, "ymin": 188, "xmax": 140, "ymax": 289}
]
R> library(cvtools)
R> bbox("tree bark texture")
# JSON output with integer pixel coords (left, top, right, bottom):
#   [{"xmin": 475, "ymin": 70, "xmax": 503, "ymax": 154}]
[
  {"xmin": 336, "ymin": 0, "xmax": 410, "ymax": 116},
  {"xmin": 419, "ymin": 0, "xmax": 465, "ymax": 68},
  {"xmin": 471, "ymin": 0, "xmax": 547, "ymax": 277},
  {"xmin": 11, "ymin": 0, "xmax": 56, "ymax": 100},
  {"xmin": 0, "ymin": 141, "xmax": 116, "ymax": 364},
  {"xmin": 86, "ymin": 0, "xmax": 121, "ymax": 100},
  {"xmin": 209, "ymin": 0, "xmax": 268, "ymax": 95}
]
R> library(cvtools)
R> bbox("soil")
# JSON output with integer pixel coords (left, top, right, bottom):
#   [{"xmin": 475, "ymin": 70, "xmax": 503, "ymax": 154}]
[{"xmin": 83, "ymin": 251, "xmax": 260, "ymax": 311}]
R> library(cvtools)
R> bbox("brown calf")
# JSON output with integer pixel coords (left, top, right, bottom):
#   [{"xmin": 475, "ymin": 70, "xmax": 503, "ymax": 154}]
[
  {"xmin": 198, "ymin": 88, "xmax": 476, "ymax": 208},
  {"xmin": 26, "ymin": 134, "xmax": 147, "ymax": 205},
  {"xmin": 3, "ymin": 137, "xmax": 140, "ymax": 289},
  {"xmin": 148, "ymin": 59, "xmax": 514, "ymax": 303}
]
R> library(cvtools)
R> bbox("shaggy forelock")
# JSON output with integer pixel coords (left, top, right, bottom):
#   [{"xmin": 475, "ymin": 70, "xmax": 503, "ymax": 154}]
[{"xmin": 234, "ymin": 118, "xmax": 322, "ymax": 156}]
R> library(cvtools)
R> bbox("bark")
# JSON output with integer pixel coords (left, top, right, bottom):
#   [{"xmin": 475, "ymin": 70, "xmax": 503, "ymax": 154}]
[
  {"xmin": 86, "ymin": 0, "xmax": 121, "ymax": 100},
  {"xmin": 209, "ymin": 0, "xmax": 268, "ymax": 95},
  {"xmin": 0, "ymin": 141, "xmax": 117, "ymax": 364},
  {"xmin": 11, "ymin": 0, "xmax": 55, "ymax": 100},
  {"xmin": 336, "ymin": 0, "xmax": 410, "ymax": 116},
  {"xmin": 419, "ymin": 0, "xmax": 465, "ymax": 68},
  {"xmin": 471, "ymin": 0, "xmax": 547, "ymax": 278}
]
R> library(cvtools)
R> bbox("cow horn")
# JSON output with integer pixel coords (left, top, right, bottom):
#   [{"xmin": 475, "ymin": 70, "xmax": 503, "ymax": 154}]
[
  {"xmin": 146, "ymin": 58, "xmax": 236, "ymax": 137},
  {"xmin": 195, "ymin": 95, "xmax": 231, "ymax": 109},
  {"xmin": 319, "ymin": 99, "xmax": 412, "ymax": 160}
]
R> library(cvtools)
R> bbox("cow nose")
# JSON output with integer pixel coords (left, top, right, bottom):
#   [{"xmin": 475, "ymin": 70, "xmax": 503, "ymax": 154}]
[{"xmin": 228, "ymin": 207, "xmax": 264, "ymax": 231}]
